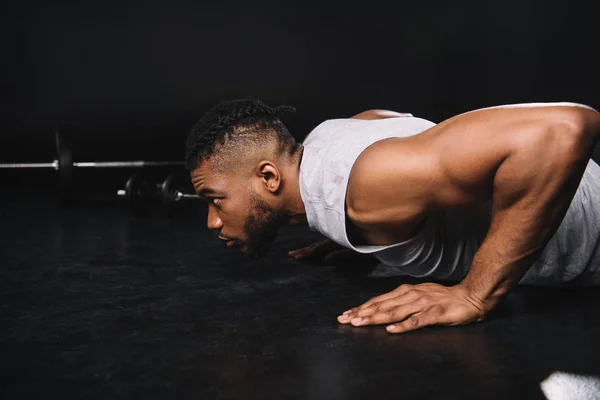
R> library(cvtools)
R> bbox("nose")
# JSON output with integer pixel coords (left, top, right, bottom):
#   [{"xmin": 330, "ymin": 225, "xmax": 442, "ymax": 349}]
[{"xmin": 207, "ymin": 206, "xmax": 223, "ymax": 231}]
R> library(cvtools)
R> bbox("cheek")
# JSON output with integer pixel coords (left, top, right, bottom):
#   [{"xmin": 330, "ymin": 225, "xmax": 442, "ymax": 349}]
[{"xmin": 222, "ymin": 199, "xmax": 251, "ymax": 225}]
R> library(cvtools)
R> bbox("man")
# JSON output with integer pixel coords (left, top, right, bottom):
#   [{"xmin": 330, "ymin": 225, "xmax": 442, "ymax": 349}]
[{"xmin": 185, "ymin": 98, "xmax": 600, "ymax": 334}]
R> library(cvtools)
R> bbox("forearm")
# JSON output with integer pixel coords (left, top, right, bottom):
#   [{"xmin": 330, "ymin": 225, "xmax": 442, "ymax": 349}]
[
  {"xmin": 459, "ymin": 112, "xmax": 600, "ymax": 309},
  {"xmin": 459, "ymin": 238, "xmax": 547, "ymax": 311}
]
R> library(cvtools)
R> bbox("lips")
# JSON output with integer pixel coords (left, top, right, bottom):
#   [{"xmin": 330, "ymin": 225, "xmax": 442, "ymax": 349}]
[{"xmin": 219, "ymin": 236, "xmax": 244, "ymax": 248}]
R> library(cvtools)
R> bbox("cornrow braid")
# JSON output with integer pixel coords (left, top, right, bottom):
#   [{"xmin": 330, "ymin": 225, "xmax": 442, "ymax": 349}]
[
  {"xmin": 185, "ymin": 98, "xmax": 298, "ymax": 171},
  {"xmin": 199, "ymin": 101, "xmax": 295, "ymax": 142}
]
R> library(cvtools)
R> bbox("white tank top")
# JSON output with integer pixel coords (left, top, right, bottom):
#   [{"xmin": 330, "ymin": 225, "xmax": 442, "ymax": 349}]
[{"xmin": 298, "ymin": 103, "xmax": 600, "ymax": 285}]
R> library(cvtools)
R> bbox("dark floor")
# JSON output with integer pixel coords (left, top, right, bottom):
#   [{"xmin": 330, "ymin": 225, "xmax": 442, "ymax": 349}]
[{"xmin": 1, "ymin": 187, "xmax": 600, "ymax": 400}]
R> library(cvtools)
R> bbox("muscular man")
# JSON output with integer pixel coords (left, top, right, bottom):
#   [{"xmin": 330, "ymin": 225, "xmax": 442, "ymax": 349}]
[{"xmin": 185, "ymin": 98, "xmax": 600, "ymax": 333}]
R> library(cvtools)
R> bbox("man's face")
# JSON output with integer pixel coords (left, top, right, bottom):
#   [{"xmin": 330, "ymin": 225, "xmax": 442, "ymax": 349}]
[{"xmin": 191, "ymin": 162, "xmax": 286, "ymax": 260}]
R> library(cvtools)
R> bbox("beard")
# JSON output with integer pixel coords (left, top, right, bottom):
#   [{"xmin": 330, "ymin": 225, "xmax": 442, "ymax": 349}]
[{"xmin": 242, "ymin": 193, "xmax": 286, "ymax": 260}]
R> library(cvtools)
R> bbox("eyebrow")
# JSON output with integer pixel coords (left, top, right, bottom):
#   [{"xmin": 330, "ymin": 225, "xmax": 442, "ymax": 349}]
[{"xmin": 197, "ymin": 187, "xmax": 218, "ymax": 196}]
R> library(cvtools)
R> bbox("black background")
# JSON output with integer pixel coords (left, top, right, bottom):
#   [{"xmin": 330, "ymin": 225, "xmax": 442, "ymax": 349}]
[
  {"xmin": 2, "ymin": 4, "xmax": 600, "ymax": 398},
  {"xmin": 1, "ymin": 0, "xmax": 599, "ymax": 185}
]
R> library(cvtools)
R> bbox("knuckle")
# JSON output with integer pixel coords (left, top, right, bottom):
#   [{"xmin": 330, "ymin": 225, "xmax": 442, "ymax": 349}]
[
  {"xmin": 408, "ymin": 315, "xmax": 419, "ymax": 327},
  {"xmin": 387, "ymin": 307, "xmax": 397, "ymax": 317},
  {"xmin": 417, "ymin": 296, "xmax": 430, "ymax": 306}
]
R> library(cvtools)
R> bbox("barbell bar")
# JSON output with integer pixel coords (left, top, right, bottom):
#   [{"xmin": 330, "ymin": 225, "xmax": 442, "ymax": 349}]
[
  {"xmin": 0, "ymin": 161, "xmax": 184, "ymax": 168},
  {"xmin": 0, "ymin": 126, "xmax": 185, "ymax": 202}
]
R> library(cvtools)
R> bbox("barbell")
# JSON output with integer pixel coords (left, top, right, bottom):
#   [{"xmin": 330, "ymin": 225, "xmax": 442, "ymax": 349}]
[{"xmin": 0, "ymin": 126, "xmax": 185, "ymax": 201}]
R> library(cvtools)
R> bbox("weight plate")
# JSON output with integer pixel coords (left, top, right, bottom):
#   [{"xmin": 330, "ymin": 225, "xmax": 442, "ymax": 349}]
[
  {"xmin": 161, "ymin": 171, "xmax": 190, "ymax": 215},
  {"xmin": 125, "ymin": 172, "xmax": 159, "ymax": 216}
]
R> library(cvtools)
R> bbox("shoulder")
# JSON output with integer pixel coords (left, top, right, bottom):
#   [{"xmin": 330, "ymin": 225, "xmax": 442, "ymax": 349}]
[{"xmin": 345, "ymin": 135, "xmax": 439, "ymax": 230}]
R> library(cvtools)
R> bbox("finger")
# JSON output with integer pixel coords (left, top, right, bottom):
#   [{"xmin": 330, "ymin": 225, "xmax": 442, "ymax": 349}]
[
  {"xmin": 386, "ymin": 309, "xmax": 441, "ymax": 334},
  {"xmin": 353, "ymin": 294, "xmax": 419, "ymax": 318},
  {"xmin": 341, "ymin": 299, "xmax": 391, "ymax": 318},
  {"xmin": 339, "ymin": 296, "xmax": 420, "ymax": 324},
  {"xmin": 289, "ymin": 244, "xmax": 320, "ymax": 259},
  {"xmin": 356, "ymin": 284, "xmax": 415, "ymax": 311},
  {"xmin": 350, "ymin": 303, "xmax": 423, "ymax": 327},
  {"xmin": 288, "ymin": 246, "xmax": 310, "ymax": 257},
  {"xmin": 290, "ymin": 251, "xmax": 311, "ymax": 260},
  {"xmin": 337, "ymin": 314, "xmax": 352, "ymax": 324},
  {"xmin": 344, "ymin": 286, "xmax": 416, "ymax": 318},
  {"xmin": 289, "ymin": 240, "xmax": 337, "ymax": 259}
]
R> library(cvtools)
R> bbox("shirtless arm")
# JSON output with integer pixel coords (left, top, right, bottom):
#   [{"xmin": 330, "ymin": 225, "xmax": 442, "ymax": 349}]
[{"xmin": 339, "ymin": 103, "xmax": 600, "ymax": 333}]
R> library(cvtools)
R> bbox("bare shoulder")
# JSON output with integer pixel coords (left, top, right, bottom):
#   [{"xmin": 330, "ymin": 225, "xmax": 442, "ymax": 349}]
[{"xmin": 346, "ymin": 134, "xmax": 437, "ymax": 233}]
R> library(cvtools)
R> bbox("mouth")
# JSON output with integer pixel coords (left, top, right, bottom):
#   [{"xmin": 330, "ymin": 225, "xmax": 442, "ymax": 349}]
[
  {"xmin": 219, "ymin": 236, "xmax": 245, "ymax": 249},
  {"xmin": 222, "ymin": 239, "xmax": 244, "ymax": 248}
]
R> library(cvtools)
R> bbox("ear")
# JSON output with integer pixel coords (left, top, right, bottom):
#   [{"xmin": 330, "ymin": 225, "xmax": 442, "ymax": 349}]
[{"xmin": 256, "ymin": 160, "xmax": 281, "ymax": 194}]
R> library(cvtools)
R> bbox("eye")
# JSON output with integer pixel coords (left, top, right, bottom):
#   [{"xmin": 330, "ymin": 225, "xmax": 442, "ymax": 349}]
[{"xmin": 212, "ymin": 198, "xmax": 220, "ymax": 205}]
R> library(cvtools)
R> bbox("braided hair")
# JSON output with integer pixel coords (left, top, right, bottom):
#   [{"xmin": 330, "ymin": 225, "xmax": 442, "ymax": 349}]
[{"xmin": 185, "ymin": 98, "xmax": 299, "ymax": 171}]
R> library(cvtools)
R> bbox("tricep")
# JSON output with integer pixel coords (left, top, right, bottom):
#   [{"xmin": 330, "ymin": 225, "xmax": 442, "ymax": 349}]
[{"xmin": 347, "ymin": 104, "xmax": 599, "ymax": 227}]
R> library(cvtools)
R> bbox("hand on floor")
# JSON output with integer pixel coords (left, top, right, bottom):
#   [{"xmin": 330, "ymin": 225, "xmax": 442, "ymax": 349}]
[
  {"xmin": 338, "ymin": 282, "xmax": 488, "ymax": 333},
  {"xmin": 289, "ymin": 239, "xmax": 355, "ymax": 264}
]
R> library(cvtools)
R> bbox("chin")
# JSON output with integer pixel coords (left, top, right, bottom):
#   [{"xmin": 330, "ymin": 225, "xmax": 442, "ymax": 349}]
[{"xmin": 244, "ymin": 245, "xmax": 271, "ymax": 261}]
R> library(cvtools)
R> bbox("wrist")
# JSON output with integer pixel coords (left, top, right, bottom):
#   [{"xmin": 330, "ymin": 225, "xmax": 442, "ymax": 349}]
[{"xmin": 453, "ymin": 280, "xmax": 503, "ymax": 317}]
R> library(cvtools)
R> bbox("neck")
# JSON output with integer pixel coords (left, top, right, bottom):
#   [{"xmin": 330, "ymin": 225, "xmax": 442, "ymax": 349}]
[{"xmin": 282, "ymin": 146, "xmax": 307, "ymax": 226}]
